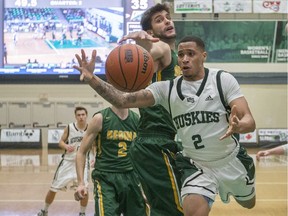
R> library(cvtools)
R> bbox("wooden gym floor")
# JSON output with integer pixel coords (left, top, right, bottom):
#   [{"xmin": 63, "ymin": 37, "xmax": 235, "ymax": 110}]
[{"xmin": 0, "ymin": 148, "xmax": 287, "ymax": 216}]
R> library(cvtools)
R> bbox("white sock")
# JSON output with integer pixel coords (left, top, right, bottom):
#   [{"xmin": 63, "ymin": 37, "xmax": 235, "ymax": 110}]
[
  {"xmin": 80, "ymin": 206, "xmax": 86, "ymax": 213},
  {"xmin": 44, "ymin": 203, "xmax": 50, "ymax": 212}
]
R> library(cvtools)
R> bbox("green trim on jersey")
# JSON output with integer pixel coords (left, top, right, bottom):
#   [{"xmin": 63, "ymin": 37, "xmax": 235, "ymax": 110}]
[
  {"xmin": 138, "ymin": 50, "xmax": 178, "ymax": 136},
  {"xmin": 94, "ymin": 108, "xmax": 139, "ymax": 172}
]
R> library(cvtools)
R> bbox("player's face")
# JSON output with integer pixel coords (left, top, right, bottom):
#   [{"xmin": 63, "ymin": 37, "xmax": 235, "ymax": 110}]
[
  {"xmin": 75, "ymin": 110, "xmax": 87, "ymax": 123},
  {"xmin": 177, "ymin": 41, "xmax": 207, "ymax": 81},
  {"xmin": 150, "ymin": 10, "xmax": 176, "ymax": 40}
]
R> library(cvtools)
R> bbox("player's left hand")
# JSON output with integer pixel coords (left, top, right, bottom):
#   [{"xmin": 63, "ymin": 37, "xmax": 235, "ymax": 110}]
[
  {"xmin": 74, "ymin": 185, "xmax": 87, "ymax": 201},
  {"xmin": 220, "ymin": 105, "xmax": 240, "ymax": 140}
]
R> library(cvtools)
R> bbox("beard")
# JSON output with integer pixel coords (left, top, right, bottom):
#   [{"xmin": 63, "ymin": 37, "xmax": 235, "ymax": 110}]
[{"xmin": 154, "ymin": 31, "xmax": 176, "ymax": 41}]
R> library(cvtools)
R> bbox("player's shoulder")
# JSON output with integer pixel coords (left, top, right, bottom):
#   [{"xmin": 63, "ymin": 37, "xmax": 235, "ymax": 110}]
[{"xmin": 208, "ymin": 68, "xmax": 235, "ymax": 80}]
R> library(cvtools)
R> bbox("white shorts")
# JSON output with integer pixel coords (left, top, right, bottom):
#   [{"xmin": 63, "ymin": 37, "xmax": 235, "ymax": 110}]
[
  {"xmin": 50, "ymin": 159, "xmax": 90, "ymax": 192},
  {"xmin": 176, "ymin": 145, "xmax": 255, "ymax": 204}
]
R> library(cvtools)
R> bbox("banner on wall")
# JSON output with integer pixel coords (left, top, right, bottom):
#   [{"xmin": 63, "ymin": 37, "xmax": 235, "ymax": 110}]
[
  {"xmin": 239, "ymin": 130, "xmax": 258, "ymax": 143},
  {"xmin": 174, "ymin": 0, "xmax": 212, "ymax": 13},
  {"xmin": 0, "ymin": 129, "xmax": 40, "ymax": 142},
  {"xmin": 48, "ymin": 129, "xmax": 64, "ymax": 143},
  {"xmin": 174, "ymin": 20, "xmax": 287, "ymax": 63},
  {"xmin": 253, "ymin": 0, "xmax": 288, "ymax": 13},
  {"xmin": 258, "ymin": 129, "xmax": 288, "ymax": 145},
  {"xmin": 214, "ymin": 0, "xmax": 252, "ymax": 13}
]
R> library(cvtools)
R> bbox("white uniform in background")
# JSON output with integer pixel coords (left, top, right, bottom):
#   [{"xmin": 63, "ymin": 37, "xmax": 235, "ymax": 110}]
[{"xmin": 50, "ymin": 122, "xmax": 90, "ymax": 192}]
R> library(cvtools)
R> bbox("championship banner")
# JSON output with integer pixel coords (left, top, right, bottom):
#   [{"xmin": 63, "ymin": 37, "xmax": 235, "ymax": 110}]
[
  {"xmin": 48, "ymin": 129, "xmax": 64, "ymax": 143},
  {"xmin": 253, "ymin": 0, "xmax": 288, "ymax": 13},
  {"xmin": 258, "ymin": 129, "xmax": 288, "ymax": 145},
  {"xmin": 174, "ymin": 20, "xmax": 287, "ymax": 63},
  {"xmin": 0, "ymin": 129, "xmax": 40, "ymax": 142},
  {"xmin": 174, "ymin": 0, "xmax": 212, "ymax": 13},
  {"xmin": 239, "ymin": 130, "xmax": 257, "ymax": 143},
  {"xmin": 214, "ymin": 0, "xmax": 252, "ymax": 13},
  {"xmin": 0, "ymin": 155, "xmax": 40, "ymax": 166}
]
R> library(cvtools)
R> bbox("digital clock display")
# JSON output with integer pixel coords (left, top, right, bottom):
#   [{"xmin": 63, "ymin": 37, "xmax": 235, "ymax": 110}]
[{"xmin": 14, "ymin": 0, "xmax": 38, "ymax": 7}]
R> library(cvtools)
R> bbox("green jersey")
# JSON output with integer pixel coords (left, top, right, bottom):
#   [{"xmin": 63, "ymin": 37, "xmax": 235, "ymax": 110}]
[
  {"xmin": 94, "ymin": 107, "xmax": 139, "ymax": 172},
  {"xmin": 137, "ymin": 50, "xmax": 181, "ymax": 137}
]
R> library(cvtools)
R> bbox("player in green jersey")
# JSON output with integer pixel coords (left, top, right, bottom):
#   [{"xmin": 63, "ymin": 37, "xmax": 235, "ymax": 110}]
[
  {"xmin": 75, "ymin": 106, "xmax": 150, "ymax": 216},
  {"xmin": 118, "ymin": 3, "xmax": 183, "ymax": 216}
]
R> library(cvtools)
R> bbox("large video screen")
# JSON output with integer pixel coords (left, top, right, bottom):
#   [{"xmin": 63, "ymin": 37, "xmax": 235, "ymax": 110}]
[{"xmin": 1, "ymin": 0, "xmax": 123, "ymax": 83}]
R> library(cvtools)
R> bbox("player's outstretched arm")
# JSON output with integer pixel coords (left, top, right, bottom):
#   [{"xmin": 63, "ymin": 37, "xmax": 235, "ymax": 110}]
[
  {"xmin": 118, "ymin": 30, "xmax": 159, "ymax": 44},
  {"xmin": 256, "ymin": 144, "xmax": 287, "ymax": 161},
  {"xmin": 73, "ymin": 49, "xmax": 155, "ymax": 109}
]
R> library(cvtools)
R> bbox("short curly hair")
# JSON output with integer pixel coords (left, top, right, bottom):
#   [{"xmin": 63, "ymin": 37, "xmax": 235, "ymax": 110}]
[{"xmin": 140, "ymin": 3, "xmax": 170, "ymax": 31}]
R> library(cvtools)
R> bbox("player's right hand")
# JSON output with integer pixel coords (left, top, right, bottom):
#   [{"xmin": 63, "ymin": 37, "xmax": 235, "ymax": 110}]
[{"xmin": 74, "ymin": 49, "xmax": 97, "ymax": 82}]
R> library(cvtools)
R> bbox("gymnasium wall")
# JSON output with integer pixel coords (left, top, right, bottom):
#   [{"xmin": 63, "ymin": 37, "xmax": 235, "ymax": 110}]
[{"xmin": 0, "ymin": 81, "xmax": 287, "ymax": 129}]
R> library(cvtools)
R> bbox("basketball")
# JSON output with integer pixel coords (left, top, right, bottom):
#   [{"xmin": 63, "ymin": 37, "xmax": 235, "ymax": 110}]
[{"xmin": 105, "ymin": 44, "xmax": 154, "ymax": 92}]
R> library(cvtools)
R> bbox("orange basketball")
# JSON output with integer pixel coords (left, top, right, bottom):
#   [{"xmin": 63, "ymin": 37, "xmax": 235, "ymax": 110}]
[{"xmin": 105, "ymin": 44, "xmax": 154, "ymax": 92}]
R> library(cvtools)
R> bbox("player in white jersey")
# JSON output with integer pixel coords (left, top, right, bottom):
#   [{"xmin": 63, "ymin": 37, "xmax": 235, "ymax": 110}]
[
  {"xmin": 73, "ymin": 35, "xmax": 256, "ymax": 216},
  {"xmin": 38, "ymin": 106, "xmax": 90, "ymax": 216}
]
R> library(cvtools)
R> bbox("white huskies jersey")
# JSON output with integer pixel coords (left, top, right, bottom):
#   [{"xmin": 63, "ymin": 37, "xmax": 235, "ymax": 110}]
[
  {"xmin": 148, "ymin": 68, "xmax": 243, "ymax": 162},
  {"xmin": 63, "ymin": 122, "xmax": 87, "ymax": 161}
]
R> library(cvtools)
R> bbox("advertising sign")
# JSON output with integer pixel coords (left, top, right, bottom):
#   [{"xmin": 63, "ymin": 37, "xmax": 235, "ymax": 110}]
[
  {"xmin": 48, "ymin": 129, "xmax": 64, "ymax": 143},
  {"xmin": 214, "ymin": 0, "xmax": 252, "ymax": 13},
  {"xmin": 0, "ymin": 129, "xmax": 40, "ymax": 142},
  {"xmin": 258, "ymin": 129, "xmax": 288, "ymax": 145},
  {"xmin": 253, "ymin": 0, "xmax": 288, "ymax": 13},
  {"xmin": 174, "ymin": 0, "xmax": 212, "ymax": 13}
]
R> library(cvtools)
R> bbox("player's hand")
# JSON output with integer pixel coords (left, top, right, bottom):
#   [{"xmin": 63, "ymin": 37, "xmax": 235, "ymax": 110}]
[
  {"xmin": 66, "ymin": 144, "xmax": 75, "ymax": 152},
  {"xmin": 220, "ymin": 105, "xmax": 240, "ymax": 140},
  {"xmin": 74, "ymin": 185, "xmax": 87, "ymax": 201},
  {"xmin": 73, "ymin": 49, "xmax": 97, "ymax": 82},
  {"xmin": 256, "ymin": 150, "xmax": 269, "ymax": 161},
  {"xmin": 118, "ymin": 31, "xmax": 160, "ymax": 43}
]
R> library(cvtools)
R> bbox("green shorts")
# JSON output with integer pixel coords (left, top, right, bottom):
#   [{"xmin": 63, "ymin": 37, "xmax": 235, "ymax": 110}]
[
  {"xmin": 92, "ymin": 169, "xmax": 150, "ymax": 216},
  {"xmin": 129, "ymin": 135, "xmax": 184, "ymax": 216}
]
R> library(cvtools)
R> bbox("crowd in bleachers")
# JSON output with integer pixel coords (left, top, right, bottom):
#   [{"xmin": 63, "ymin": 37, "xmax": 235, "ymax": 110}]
[{"xmin": 4, "ymin": 8, "xmax": 85, "ymax": 33}]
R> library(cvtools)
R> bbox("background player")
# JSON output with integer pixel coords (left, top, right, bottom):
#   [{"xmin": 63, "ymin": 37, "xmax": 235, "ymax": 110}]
[
  {"xmin": 38, "ymin": 106, "xmax": 90, "ymax": 216},
  {"xmin": 74, "ymin": 105, "xmax": 150, "ymax": 216}
]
